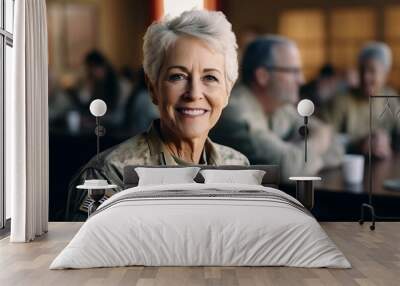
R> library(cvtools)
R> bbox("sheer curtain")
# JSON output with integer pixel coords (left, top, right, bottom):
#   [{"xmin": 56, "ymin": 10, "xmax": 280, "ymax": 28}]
[{"xmin": 7, "ymin": 0, "xmax": 49, "ymax": 242}]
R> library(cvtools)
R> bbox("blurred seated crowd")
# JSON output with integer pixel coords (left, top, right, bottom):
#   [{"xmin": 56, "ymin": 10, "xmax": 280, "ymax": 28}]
[
  {"xmin": 49, "ymin": 51, "xmax": 159, "ymax": 137},
  {"xmin": 49, "ymin": 36, "xmax": 400, "ymax": 179}
]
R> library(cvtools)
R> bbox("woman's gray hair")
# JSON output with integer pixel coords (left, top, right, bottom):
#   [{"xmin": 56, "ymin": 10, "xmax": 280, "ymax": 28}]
[
  {"xmin": 143, "ymin": 10, "xmax": 238, "ymax": 89},
  {"xmin": 358, "ymin": 42, "xmax": 392, "ymax": 72}
]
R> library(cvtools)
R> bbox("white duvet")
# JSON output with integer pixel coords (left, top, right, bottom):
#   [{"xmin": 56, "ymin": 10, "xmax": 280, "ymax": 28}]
[{"xmin": 50, "ymin": 183, "xmax": 351, "ymax": 269}]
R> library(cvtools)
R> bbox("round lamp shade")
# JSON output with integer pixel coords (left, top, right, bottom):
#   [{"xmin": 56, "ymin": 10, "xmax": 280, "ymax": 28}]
[
  {"xmin": 89, "ymin": 99, "xmax": 107, "ymax": 117},
  {"xmin": 297, "ymin": 99, "xmax": 315, "ymax": 117}
]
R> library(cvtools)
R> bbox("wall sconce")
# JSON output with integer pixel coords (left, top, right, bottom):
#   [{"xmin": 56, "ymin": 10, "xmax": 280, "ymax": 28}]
[
  {"xmin": 297, "ymin": 99, "xmax": 315, "ymax": 163},
  {"xmin": 89, "ymin": 99, "xmax": 107, "ymax": 163}
]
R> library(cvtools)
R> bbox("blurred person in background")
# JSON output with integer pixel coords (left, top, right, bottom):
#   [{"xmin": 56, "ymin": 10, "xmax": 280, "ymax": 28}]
[
  {"xmin": 123, "ymin": 68, "xmax": 159, "ymax": 135},
  {"xmin": 48, "ymin": 69, "xmax": 74, "ymax": 129},
  {"xmin": 211, "ymin": 35, "xmax": 344, "ymax": 178},
  {"xmin": 320, "ymin": 42, "xmax": 400, "ymax": 158},
  {"xmin": 300, "ymin": 64, "xmax": 344, "ymax": 117},
  {"xmin": 49, "ymin": 70, "xmax": 91, "ymax": 134},
  {"xmin": 119, "ymin": 65, "xmax": 135, "ymax": 103},
  {"xmin": 66, "ymin": 10, "xmax": 249, "ymax": 220},
  {"xmin": 65, "ymin": 50, "xmax": 121, "ymax": 133},
  {"xmin": 344, "ymin": 68, "xmax": 360, "ymax": 90},
  {"xmin": 113, "ymin": 65, "xmax": 136, "ymax": 126},
  {"xmin": 81, "ymin": 50, "xmax": 120, "ymax": 111}
]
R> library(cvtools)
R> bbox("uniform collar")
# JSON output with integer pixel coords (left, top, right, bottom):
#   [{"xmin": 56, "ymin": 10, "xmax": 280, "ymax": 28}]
[{"xmin": 145, "ymin": 119, "xmax": 221, "ymax": 165}]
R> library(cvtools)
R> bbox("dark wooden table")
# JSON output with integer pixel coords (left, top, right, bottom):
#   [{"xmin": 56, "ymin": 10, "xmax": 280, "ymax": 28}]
[
  {"xmin": 283, "ymin": 154, "xmax": 400, "ymax": 221},
  {"xmin": 316, "ymin": 153, "xmax": 400, "ymax": 196}
]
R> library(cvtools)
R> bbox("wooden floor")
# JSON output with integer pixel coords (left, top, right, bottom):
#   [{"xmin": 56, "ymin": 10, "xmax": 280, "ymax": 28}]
[{"xmin": 0, "ymin": 222, "xmax": 399, "ymax": 286}]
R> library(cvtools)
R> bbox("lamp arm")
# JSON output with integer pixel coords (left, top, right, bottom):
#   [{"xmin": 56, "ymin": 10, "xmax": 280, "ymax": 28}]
[
  {"xmin": 96, "ymin": 117, "xmax": 100, "ymax": 163},
  {"xmin": 304, "ymin": 116, "xmax": 308, "ymax": 163}
]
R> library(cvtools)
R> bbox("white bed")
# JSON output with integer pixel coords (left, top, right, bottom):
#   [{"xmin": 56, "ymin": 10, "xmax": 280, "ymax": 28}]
[{"xmin": 50, "ymin": 183, "xmax": 351, "ymax": 269}]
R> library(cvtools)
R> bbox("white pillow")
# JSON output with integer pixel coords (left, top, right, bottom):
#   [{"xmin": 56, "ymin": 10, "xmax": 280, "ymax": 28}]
[
  {"xmin": 200, "ymin": 169, "xmax": 266, "ymax": 185},
  {"xmin": 135, "ymin": 167, "xmax": 201, "ymax": 186}
]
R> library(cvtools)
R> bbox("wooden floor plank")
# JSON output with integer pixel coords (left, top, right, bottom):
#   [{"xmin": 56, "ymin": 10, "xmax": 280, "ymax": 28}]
[{"xmin": 0, "ymin": 222, "xmax": 399, "ymax": 286}]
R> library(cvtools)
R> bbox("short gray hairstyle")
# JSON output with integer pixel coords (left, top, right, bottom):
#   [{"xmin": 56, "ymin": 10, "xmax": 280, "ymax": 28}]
[
  {"xmin": 358, "ymin": 41, "xmax": 392, "ymax": 72},
  {"xmin": 143, "ymin": 10, "xmax": 238, "ymax": 89},
  {"xmin": 241, "ymin": 35, "xmax": 296, "ymax": 86}
]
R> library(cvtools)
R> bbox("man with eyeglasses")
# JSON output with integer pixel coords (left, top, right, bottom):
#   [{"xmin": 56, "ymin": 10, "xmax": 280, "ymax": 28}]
[{"xmin": 210, "ymin": 35, "xmax": 344, "ymax": 178}]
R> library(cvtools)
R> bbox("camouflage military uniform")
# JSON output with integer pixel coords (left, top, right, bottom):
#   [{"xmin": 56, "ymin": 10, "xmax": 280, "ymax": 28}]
[
  {"xmin": 65, "ymin": 119, "xmax": 249, "ymax": 221},
  {"xmin": 210, "ymin": 84, "xmax": 344, "ymax": 179},
  {"xmin": 319, "ymin": 88, "xmax": 400, "ymax": 151}
]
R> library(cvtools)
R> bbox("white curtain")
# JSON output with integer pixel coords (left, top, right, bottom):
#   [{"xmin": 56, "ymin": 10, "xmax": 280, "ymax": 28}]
[{"xmin": 7, "ymin": 0, "xmax": 49, "ymax": 242}]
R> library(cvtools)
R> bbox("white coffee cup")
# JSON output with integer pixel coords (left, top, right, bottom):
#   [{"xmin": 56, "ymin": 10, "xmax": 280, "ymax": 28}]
[{"xmin": 342, "ymin": 154, "xmax": 365, "ymax": 185}]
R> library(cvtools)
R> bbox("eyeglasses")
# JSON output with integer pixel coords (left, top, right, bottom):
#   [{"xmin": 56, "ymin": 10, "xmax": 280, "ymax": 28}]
[{"xmin": 264, "ymin": 66, "xmax": 302, "ymax": 75}]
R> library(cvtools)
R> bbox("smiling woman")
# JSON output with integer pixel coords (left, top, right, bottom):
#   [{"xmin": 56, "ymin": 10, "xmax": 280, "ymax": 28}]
[
  {"xmin": 151, "ymin": 36, "xmax": 229, "ymax": 163},
  {"xmin": 66, "ymin": 9, "xmax": 249, "ymax": 221}
]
